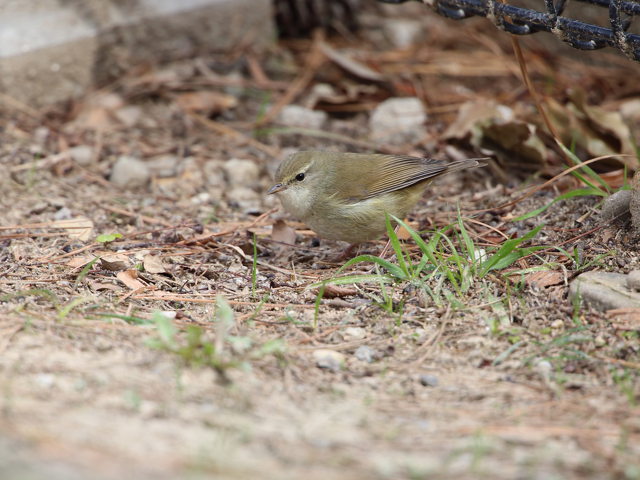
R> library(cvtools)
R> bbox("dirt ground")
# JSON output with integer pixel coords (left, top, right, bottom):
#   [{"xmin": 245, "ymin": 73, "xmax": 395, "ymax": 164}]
[{"xmin": 1, "ymin": 4, "xmax": 640, "ymax": 479}]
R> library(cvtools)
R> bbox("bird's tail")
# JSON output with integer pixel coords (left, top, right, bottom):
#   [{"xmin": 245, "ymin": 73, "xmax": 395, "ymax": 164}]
[{"xmin": 444, "ymin": 157, "xmax": 488, "ymax": 174}]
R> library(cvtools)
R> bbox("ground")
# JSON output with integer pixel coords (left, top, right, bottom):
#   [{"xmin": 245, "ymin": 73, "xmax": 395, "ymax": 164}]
[{"xmin": 1, "ymin": 4, "xmax": 640, "ymax": 479}]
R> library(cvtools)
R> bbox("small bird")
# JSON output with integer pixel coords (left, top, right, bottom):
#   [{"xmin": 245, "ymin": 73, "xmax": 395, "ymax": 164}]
[{"xmin": 268, "ymin": 151, "xmax": 483, "ymax": 244}]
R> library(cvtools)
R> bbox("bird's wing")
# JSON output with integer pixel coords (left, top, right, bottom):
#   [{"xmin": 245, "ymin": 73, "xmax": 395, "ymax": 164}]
[{"xmin": 331, "ymin": 154, "xmax": 451, "ymax": 202}]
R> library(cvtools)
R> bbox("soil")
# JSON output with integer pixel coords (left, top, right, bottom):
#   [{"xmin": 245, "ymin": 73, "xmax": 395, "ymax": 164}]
[{"xmin": 1, "ymin": 5, "xmax": 639, "ymax": 479}]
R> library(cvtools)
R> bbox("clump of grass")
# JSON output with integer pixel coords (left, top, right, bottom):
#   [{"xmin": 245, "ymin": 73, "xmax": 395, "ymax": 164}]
[
  {"xmin": 315, "ymin": 213, "xmax": 543, "ymax": 294},
  {"xmin": 146, "ymin": 296, "xmax": 286, "ymax": 382},
  {"xmin": 308, "ymin": 212, "xmax": 548, "ymax": 331}
]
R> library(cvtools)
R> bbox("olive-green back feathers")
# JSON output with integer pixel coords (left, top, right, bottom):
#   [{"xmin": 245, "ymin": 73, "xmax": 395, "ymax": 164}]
[{"xmin": 279, "ymin": 151, "xmax": 481, "ymax": 202}]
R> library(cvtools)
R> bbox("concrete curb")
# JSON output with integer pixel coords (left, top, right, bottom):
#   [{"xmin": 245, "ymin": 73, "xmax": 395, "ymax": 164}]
[{"xmin": 0, "ymin": 0, "xmax": 273, "ymax": 107}]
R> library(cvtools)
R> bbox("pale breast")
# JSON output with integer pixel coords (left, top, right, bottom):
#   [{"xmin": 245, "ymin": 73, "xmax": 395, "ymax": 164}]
[{"xmin": 306, "ymin": 191, "xmax": 418, "ymax": 243}]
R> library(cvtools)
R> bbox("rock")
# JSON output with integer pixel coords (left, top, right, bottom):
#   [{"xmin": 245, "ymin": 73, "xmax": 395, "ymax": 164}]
[
  {"xmin": 34, "ymin": 373, "xmax": 55, "ymax": 389},
  {"xmin": 203, "ymin": 160, "xmax": 226, "ymax": 188},
  {"xmin": 343, "ymin": 327, "xmax": 366, "ymax": 341},
  {"xmin": 551, "ymin": 319, "xmax": 564, "ymax": 329},
  {"xmin": 68, "ymin": 145, "xmax": 94, "ymax": 166},
  {"xmin": 100, "ymin": 254, "xmax": 130, "ymax": 272},
  {"xmin": 147, "ymin": 155, "xmax": 179, "ymax": 178},
  {"xmin": 419, "ymin": 374, "xmax": 439, "ymax": 387},
  {"xmin": 277, "ymin": 105, "xmax": 327, "ymax": 130},
  {"xmin": 227, "ymin": 186, "xmax": 261, "ymax": 213},
  {"xmin": 600, "ymin": 189, "xmax": 631, "ymax": 224},
  {"xmin": 627, "ymin": 270, "xmax": 640, "ymax": 291},
  {"xmin": 109, "ymin": 156, "xmax": 150, "ymax": 188},
  {"xmin": 383, "ymin": 19, "xmax": 423, "ymax": 48},
  {"xmin": 534, "ymin": 359, "xmax": 552, "ymax": 380},
  {"xmin": 354, "ymin": 345, "xmax": 375, "ymax": 363},
  {"xmin": 569, "ymin": 271, "xmax": 640, "ymax": 311},
  {"xmin": 114, "ymin": 105, "xmax": 143, "ymax": 127},
  {"xmin": 631, "ymin": 171, "xmax": 640, "ymax": 232},
  {"xmin": 312, "ymin": 349, "xmax": 345, "ymax": 372},
  {"xmin": 223, "ymin": 158, "xmax": 260, "ymax": 187},
  {"xmin": 33, "ymin": 126, "xmax": 50, "ymax": 145},
  {"xmin": 369, "ymin": 97, "xmax": 427, "ymax": 145},
  {"xmin": 53, "ymin": 207, "xmax": 72, "ymax": 221}
]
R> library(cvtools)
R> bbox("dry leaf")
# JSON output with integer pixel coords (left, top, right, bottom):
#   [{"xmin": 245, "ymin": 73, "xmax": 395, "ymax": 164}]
[
  {"xmin": 396, "ymin": 220, "xmax": 418, "ymax": 241},
  {"xmin": 71, "ymin": 92, "xmax": 124, "ymax": 130},
  {"xmin": 319, "ymin": 42, "xmax": 385, "ymax": 82},
  {"xmin": 547, "ymin": 91, "xmax": 637, "ymax": 170},
  {"xmin": 143, "ymin": 254, "xmax": 166, "ymax": 274},
  {"xmin": 116, "ymin": 270, "xmax": 146, "ymax": 290},
  {"xmin": 52, "ymin": 217, "xmax": 94, "ymax": 242},
  {"xmin": 525, "ymin": 270, "xmax": 565, "ymax": 289},
  {"xmin": 606, "ymin": 308, "xmax": 640, "ymax": 330},
  {"xmin": 88, "ymin": 281, "xmax": 119, "ymax": 292},
  {"xmin": 320, "ymin": 285, "xmax": 358, "ymax": 298},
  {"xmin": 271, "ymin": 219, "xmax": 297, "ymax": 245},
  {"xmin": 66, "ymin": 255, "xmax": 96, "ymax": 268},
  {"xmin": 100, "ymin": 254, "xmax": 130, "ymax": 272},
  {"xmin": 176, "ymin": 91, "xmax": 237, "ymax": 114},
  {"xmin": 445, "ymin": 99, "xmax": 546, "ymax": 170}
]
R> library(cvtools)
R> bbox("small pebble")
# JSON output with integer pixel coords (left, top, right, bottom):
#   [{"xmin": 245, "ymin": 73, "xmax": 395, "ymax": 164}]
[
  {"xmin": 369, "ymin": 97, "xmax": 427, "ymax": 145},
  {"xmin": 313, "ymin": 349, "xmax": 345, "ymax": 372},
  {"xmin": 551, "ymin": 319, "xmax": 564, "ymax": 329},
  {"xmin": 68, "ymin": 145, "xmax": 94, "ymax": 166},
  {"xmin": 419, "ymin": 374, "xmax": 439, "ymax": 387},
  {"xmin": 33, "ymin": 126, "xmax": 50, "ymax": 145},
  {"xmin": 343, "ymin": 327, "xmax": 366, "ymax": 341},
  {"xmin": 534, "ymin": 359, "xmax": 552, "ymax": 379},
  {"xmin": 34, "ymin": 373, "xmax": 55, "ymax": 389},
  {"xmin": 53, "ymin": 207, "xmax": 72, "ymax": 221},
  {"xmin": 383, "ymin": 19, "xmax": 423, "ymax": 48},
  {"xmin": 110, "ymin": 156, "xmax": 150, "ymax": 188},
  {"xmin": 114, "ymin": 105, "xmax": 143, "ymax": 127},
  {"xmin": 147, "ymin": 155, "xmax": 179, "ymax": 178},
  {"xmin": 277, "ymin": 105, "xmax": 327, "ymax": 130},
  {"xmin": 223, "ymin": 158, "xmax": 260, "ymax": 186},
  {"xmin": 226, "ymin": 186, "xmax": 261, "ymax": 212},
  {"xmin": 203, "ymin": 160, "xmax": 226, "ymax": 187},
  {"xmin": 599, "ymin": 189, "xmax": 631, "ymax": 224},
  {"xmin": 627, "ymin": 270, "xmax": 640, "ymax": 291},
  {"xmin": 594, "ymin": 335, "xmax": 607, "ymax": 347},
  {"xmin": 354, "ymin": 345, "xmax": 375, "ymax": 363}
]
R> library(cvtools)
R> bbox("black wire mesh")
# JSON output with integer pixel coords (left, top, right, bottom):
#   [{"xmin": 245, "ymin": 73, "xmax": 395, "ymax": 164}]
[{"xmin": 379, "ymin": 0, "xmax": 640, "ymax": 61}]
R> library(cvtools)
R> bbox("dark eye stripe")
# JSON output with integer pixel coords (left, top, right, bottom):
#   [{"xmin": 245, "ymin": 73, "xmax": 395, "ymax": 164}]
[{"xmin": 295, "ymin": 173, "xmax": 305, "ymax": 181}]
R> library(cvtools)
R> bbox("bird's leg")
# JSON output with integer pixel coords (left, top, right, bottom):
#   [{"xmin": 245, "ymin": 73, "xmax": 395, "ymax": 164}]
[{"xmin": 335, "ymin": 242, "xmax": 360, "ymax": 262}]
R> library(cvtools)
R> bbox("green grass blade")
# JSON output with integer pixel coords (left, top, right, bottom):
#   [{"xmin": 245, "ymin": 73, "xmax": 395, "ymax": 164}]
[
  {"xmin": 310, "ymin": 274, "xmax": 394, "ymax": 288},
  {"xmin": 479, "ymin": 225, "xmax": 543, "ymax": 277},
  {"xmin": 457, "ymin": 207, "xmax": 476, "ymax": 272},
  {"xmin": 557, "ymin": 142, "xmax": 611, "ymax": 193},
  {"xmin": 339, "ymin": 254, "xmax": 408, "ymax": 280},
  {"xmin": 385, "ymin": 214, "xmax": 410, "ymax": 277},
  {"xmin": 514, "ymin": 187, "xmax": 606, "ymax": 221}
]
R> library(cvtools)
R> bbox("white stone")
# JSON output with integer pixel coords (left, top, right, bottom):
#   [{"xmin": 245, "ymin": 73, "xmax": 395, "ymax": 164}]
[
  {"xmin": 369, "ymin": 97, "xmax": 427, "ymax": 145},
  {"xmin": 277, "ymin": 105, "xmax": 327, "ymax": 130},
  {"xmin": 223, "ymin": 158, "xmax": 260, "ymax": 186},
  {"xmin": 109, "ymin": 156, "xmax": 150, "ymax": 188},
  {"xmin": 312, "ymin": 349, "xmax": 345, "ymax": 372},
  {"xmin": 147, "ymin": 155, "xmax": 179, "ymax": 177},
  {"xmin": 383, "ymin": 19, "xmax": 423, "ymax": 48},
  {"xmin": 68, "ymin": 145, "xmax": 94, "ymax": 166},
  {"xmin": 227, "ymin": 186, "xmax": 261, "ymax": 212},
  {"xmin": 343, "ymin": 327, "xmax": 366, "ymax": 341}
]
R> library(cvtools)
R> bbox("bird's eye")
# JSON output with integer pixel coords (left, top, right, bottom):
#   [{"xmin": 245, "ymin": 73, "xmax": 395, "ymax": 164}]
[{"xmin": 295, "ymin": 173, "xmax": 305, "ymax": 181}]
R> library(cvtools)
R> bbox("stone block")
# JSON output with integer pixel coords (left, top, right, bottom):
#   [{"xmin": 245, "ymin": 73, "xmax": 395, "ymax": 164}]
[{"xmin": 0, "ymin": 0, "xmax": 273, "ymax": 107}]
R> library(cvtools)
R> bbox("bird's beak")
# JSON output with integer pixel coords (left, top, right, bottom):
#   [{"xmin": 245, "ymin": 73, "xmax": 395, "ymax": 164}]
[{"xmin": 267, "ymin": 183, "xmax": 286, "ymax": 195}]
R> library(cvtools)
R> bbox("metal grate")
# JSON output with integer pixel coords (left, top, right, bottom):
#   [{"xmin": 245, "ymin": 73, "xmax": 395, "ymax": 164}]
[{"xmin": 379, "ymin": 0, "xmax": 640, "ymax": 61}]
